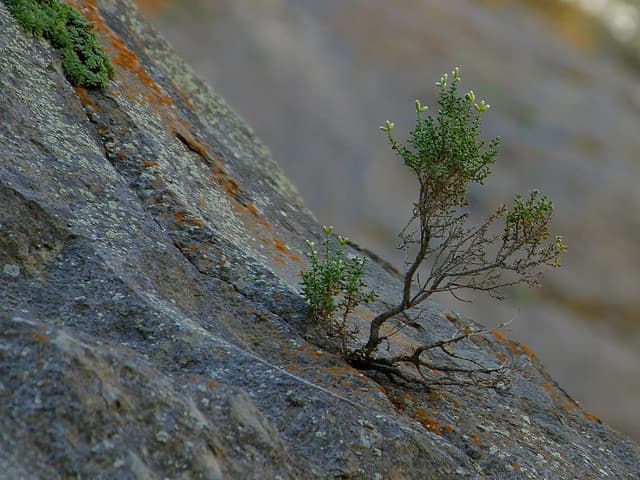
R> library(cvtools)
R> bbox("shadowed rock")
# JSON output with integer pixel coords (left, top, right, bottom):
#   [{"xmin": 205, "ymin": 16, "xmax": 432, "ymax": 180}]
[{"xmin": 0, "ymin": 1, "xmax": 638, "ymax": 478}]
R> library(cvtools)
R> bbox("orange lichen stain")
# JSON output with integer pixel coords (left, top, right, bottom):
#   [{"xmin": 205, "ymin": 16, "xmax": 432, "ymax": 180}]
[
  {"xmin": 174, "ymin": 211, "xmax": 186, "ymax": 223},
  {"xmin": 508, "ymin": 340, "xmax": 520, "ymax": 356},
  {"xmin": 414, "ymin": 407, "xmax": 453, "ymax": 436},
  {"xmin": 288, "ymin": 254, "xmax": 302, "ymax": 263},
  {"xmin": 208, "ymin": 173, "xmax": 276, "ymax": 236},
  {"xmin": 306, "ymin": 350, "xmax": 325, "ymax": 361},
  {"xmin": 213, "ymin": 176, "xmax": 237, "ymax": 198},
  {"xmin": 209, "ymin": 164, "xmax": 246, "ymax": 204},
  {"xmin": 188, "ymin": 218, "xmax": 204, "ymax": 227},
  {"xmin": 324, "ymin": 366, "xmax": 350, "ymax": 376},
  {"xmin": 189, "ymin": 376, "xmax": 198, "ymax": 383},
  {"xmin": 414, "ymin": 406, "xmax": 430, "ymax": 420},
  {"xmin": 273, "ymin": 255, "xmax": 286, "ymax": 266},
  {"xmin": 186, "ymin": 245, "xmax": 199, "ymax": 254},
  {"xmin": 177, "ymin": 127, "xmax": 257, "ymax": 207},
  {"xmin": 73, "ymin": 87, "xmax": 96, "ymax": 111},
  {"xmin": 378, "ymin": 385, "xmax": 388, "ymax": 396},
  {"xmin": 143, "ymin": 160, "xmax": 159, "ymax": 168},
  {"xmin": 210, "ymin": 164, "xmax": 225, "ymax": 177},
  {"xmin": 245, "ymin": 202, "xmax": 260, "ymax": 216},
  {"xmin": 179, "ymin": 130, "xmax": 210, "ymax": 157},
  {"xmin": 496, "ymin": 352, "xmax": 507, "ymax": 364},
  {"xmin": 224, "ymin": 179, "xmax": 241, "ymax": 198},
  {"xmin": 294, "ymin": 344, "xmax": 325, "ymax": 361},
  {"xmin": 387, "ymin": 395, "xmax": 407, "ymax": 412},
  {"xmin": 583, "ymin": 412, "xmax": 602, "ymax": 424},
  {"xmin": 543, "ymin": 383, "xmax": 577, "ymax": 412},
  {"xmin": 31, "ymin": 330, "xmax": 50, "ymax": 343},
  {"xmin": 208, "ymin": 379, "xmax": 218, "ymax": 388},
  {"xmin": 472, "ymin": 434, "xmax": 482, "ymax": 446},
  {"xmin": 232, "ymin": 199, "xmax": 273, "ymax": 231},
  {"xmin": 492, "ymin": 330, "xmax": 506, "ymax": 342},
  {"xmin": 274, "ymin": 239, "xmax": 289, "ymax": 254},
  {"xmin": 519, "ymin": 343, "xmax": 538, "ymax": 360}
]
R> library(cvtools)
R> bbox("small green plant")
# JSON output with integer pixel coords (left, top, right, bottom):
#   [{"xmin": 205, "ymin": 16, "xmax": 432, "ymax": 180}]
[
  {"xmin": 4, "ymin": 0, "xmax": 114, "ymax": 89},
  {"xmin": 301, "ymin": 226, "xmax": 377, "ymax": 354},
  {"xmin": 301, "ymin": 68, "xmax": 566, "ymax": 387}
]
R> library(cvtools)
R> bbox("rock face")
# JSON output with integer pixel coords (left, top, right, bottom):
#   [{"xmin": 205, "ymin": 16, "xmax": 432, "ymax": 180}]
[
  {"xmin": 0, "ymin": 1, "xmax": 638, "ymax": 478},
  {"xmin": 144, "ymin": 0, "xmax": 640, "ymax": 440}
]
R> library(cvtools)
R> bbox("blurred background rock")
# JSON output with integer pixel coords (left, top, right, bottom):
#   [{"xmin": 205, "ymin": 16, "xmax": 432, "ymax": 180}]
[{"xmin": 135, "ymin": 0, "xmax": 640, "ymax": 441}]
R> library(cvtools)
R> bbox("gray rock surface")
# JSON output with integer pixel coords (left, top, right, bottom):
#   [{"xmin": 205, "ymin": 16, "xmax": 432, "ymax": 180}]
[
  {"xmin": 142, "ymin": 0, "xmax": 640, "ymax": 440},
  {"xmin": 1, "ymin": 1, "xmax": 639, "ymax": 478}
]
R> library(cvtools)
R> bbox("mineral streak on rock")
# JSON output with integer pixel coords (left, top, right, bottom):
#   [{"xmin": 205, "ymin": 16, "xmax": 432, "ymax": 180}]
[{"xmin": 0, "ymin": 1, "xmax": 638, "ymax": 478}]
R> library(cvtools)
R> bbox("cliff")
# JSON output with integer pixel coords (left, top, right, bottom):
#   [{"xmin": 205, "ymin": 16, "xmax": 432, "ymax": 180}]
[
  {"xmin": 0, "ymin": 1, "xmax": 638, "ymax": 478},
  {"xmin": 144, "ymin": 0, "xmax": 640, "ymax": 440}
]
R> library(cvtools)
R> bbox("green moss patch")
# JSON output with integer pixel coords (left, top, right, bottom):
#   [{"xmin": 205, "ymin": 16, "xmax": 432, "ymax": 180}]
[{"xmin": 4, "ymin": 0, "xmax": 114, "ymax": 89}]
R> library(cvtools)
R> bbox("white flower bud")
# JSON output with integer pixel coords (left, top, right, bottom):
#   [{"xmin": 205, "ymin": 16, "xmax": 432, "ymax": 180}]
[
  {"xmin": 380, "ymin": 120, "xmax": 395, "ymax": 132},
  {"xmin": 474, "ymin": 100, "xmax": 491, "ymax": 112},
  {"xmin": 436, "ymin": 72, "xmax": 449, "ymax": 88}
]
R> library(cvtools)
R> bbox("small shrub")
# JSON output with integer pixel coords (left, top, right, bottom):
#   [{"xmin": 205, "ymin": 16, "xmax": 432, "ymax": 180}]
[
  {"xmin": 301, "ymin": 226, "xmax": 377, "ymax": 354},
  {"xmin": 4, "ymin": 0, "xmax": 114, "ymax": 89},
  {"xmin": 301, "ymin": 68, "xmax": 566, "ymax": 387}
]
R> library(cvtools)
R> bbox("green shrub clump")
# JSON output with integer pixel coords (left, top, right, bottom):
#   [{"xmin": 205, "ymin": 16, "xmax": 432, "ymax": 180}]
[
  {"xmin": 4, "ymin": 0, "xmax": 114, "ymax": 89},
  {"xmin": 301, "ymin": 226, "xmax": 377, "ymax": 354}
]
